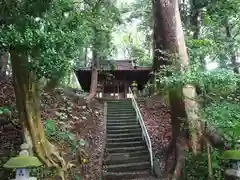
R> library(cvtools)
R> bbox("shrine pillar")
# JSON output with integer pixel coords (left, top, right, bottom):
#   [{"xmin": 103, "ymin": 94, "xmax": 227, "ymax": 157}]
[{"xmin": 124, "ymin": 82, "xmax": 128, "ymax": 98}]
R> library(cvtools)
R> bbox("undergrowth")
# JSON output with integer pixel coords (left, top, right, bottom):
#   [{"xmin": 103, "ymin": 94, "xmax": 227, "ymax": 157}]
[
  {"xmin": 30, "ymin": 119, "xmax": 88, "ymax": 179},
  {"xmin": 184, "ymin": 149, "xmax": 223, "ymax": 180}
]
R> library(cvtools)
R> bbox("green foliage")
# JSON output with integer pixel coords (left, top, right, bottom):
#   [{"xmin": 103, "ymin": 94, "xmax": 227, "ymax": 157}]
[
  {"xmin": 129, "ymin": 45, "xmax": 152, "ymax": 66},
  {"xmin": 202, "ymin": 102, "xmax": 240, "ymax": 145},
  {"xmin": 158, "ymin": 59, "xmax": 240, "ymax": 178},
  {"xmin": 0, "ymin": 107, "xmax": 11, "ymax": 115},
  {"xmin": 42, "ymin": 119, "xmax": 87, "ymax": 178},
  {"xmin": 221, "ymin": 150, "xmax": 240, "ymax": 160},
  {"xmin": 0, "ymin": 0, "xmax": 121, "ymax": 82},
  {"xmin": 159, "ymin": 65, "xmax": 238, "ymax": 96},
  {"xmin": 44, "ymin": 119, "xmax": 87, "ymax": 152},
  {"xmin": 184, "ymin": 150, "xmax": 223, "ymax": 180}
]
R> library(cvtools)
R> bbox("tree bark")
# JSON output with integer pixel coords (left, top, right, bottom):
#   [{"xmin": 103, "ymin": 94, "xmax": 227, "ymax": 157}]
[
  {"xmin": 155, "ymin": 0, "xmax": 202, "ymax": 178},
  {"xmin": 86, "ymin": 66, "xmax": 98, "ymax": 103},
  {"xmin": 190, "ymin": 0, "xmax": 200, "ymax": 39},
  {"xmin": 152, "ymin": 0, "xmax": 168, "ymax": 71},
  {"xmin": 86, "ymin": 28, "xmax": 100, "ymax": 103},
  {"xmin": 224, "ymin": 18, "xmax": 239, "ymax": 73},
  {"xmin": 86, "ymin": 45, "xmax": 98, "ymax": 102},
  {"xmin": 0, "ymin": 52, "xmax": 9, "ymax": 76},
  {"xmin": 10, "ymin": 51, "xmax": 67, "ymax": 179}
]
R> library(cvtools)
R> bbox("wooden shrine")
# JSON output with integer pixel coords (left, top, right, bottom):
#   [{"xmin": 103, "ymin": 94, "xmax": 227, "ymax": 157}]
[{"xmin": 75, "ymin": 60, "xmax": 152, "ymax": 99}]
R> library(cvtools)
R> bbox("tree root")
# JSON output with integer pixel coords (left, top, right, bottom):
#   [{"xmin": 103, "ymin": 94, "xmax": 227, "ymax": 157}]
[
  {"xmin": 204, "ymin": 124, "xmax": 226, "ymax": 149},
  {"xmin": 167, "ymin": 124, "xmax": 225, "ymax": 180},
  {"xmin": 171, "ymin": 141, "xmax": 186, "ymax": 180},
  {"xmin": 37, "ymin": 140, "xmax": 73, "ymax": 180},
  {"xmin": 164, "ymin": 136, "xmax": 187, "ymax": 180}
]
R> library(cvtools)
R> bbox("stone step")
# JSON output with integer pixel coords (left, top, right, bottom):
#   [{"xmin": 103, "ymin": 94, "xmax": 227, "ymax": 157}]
[
  {"xmin": 107, "ymin": 118, "xmax": 137, "ymax": 121},
  {"xmin": 107, "ymin": 128, "xmax": 141, "ymax": 134},
  {"xmin": 107, "ymin": 105, "xmax": 133, "ymax": 108},
  {"xmin": 107, "ymin": 113, "xmax": 136, "ymax": 117},
  {"xmin": 107, "ymin": 101, "xmax": 132, "ymax": 103},
  {"xmin": 107, "ymin": 102, "xmax": 132, "ymax": 104},
  {"xmin": 104, "ymin": 154, "xmax": 150, "ymax": 165},
  {"xmin": 107, "ymin": 99, "xmax": 132, "ymax": 104},
  {"xmin": 106, "ymin": 150, "xmax": 149, "ymax": 158},
  {"xmin": 107, "ymin": 104, "xmax": 133, "ymax": 107},
  {"xmin": 103, "ymin": 170, "xmax": 150, "ymax": 180},
  {"xmin": 107, "ymin": 108, "xmax": 134, "ymax": 111},
  {"xmin": 105, "ymin": 161, "xmax": 150, "ymax": 172},
  {"xmin": 107, "ymin": 121, "xmax": 139, "ymax": 126},
  {"xmin": 107, "ymin": 124, "xmax": 140, "ymax": 130},
  {"xmin": 107, "ymin": 119, "xmax": 137, "ymax": 123},
  {"xmin": 106, "ymin": 141, "xmax": 144, "ymax": 148},
  {"xmin": 107, "ymin": 108, "xmax": 133, "ymax": 111},
  {"xmin": 107, "ymin": 132, "xmax": 142, "ymax": 138},
  {"xmin": 107, "ymin": 116, "xmax": 136, "ymax": 120},
  {"xmin": 107, "ymin": 136, "xmax": 143, "ymax": 143},
  {"xmin": 107, "ymin": 110, "xmax": 135, "ymax": 113},
  {"xmin": 107, "ymin": 103, "xmax": 132, "ymax": 105},
  {"xmin": 106, "ymin": 146, "xmax": 146, "ymax": 153},
  {"xmin": 107, "ymin": 115, "xmax": 136, "ymax": 119}
]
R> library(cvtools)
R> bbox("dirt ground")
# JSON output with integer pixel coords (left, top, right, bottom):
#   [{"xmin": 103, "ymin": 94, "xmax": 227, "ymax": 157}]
[
  {"xmin": 138, "ymin": 95, "xmax": 173, "ymax": 179},
  {"xmin": 0, "ymin": 76, "xmax": 104, "ymax": 180}
]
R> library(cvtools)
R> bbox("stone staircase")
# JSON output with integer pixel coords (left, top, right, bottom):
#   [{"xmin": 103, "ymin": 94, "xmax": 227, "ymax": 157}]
[{"xmin": 103, "ymin": 99, "xmax": 151, "ymax": 180}]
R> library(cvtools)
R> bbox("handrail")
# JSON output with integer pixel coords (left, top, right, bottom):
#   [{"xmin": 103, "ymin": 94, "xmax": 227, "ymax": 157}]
[{"xmin": 128, "ymin": 87, "xmax": 153, "ymax": 172}]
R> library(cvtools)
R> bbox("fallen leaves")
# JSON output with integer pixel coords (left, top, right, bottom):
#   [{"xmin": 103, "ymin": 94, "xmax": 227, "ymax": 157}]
[
  {"xmin": 0, "ymin": 76, "xmax": 104, "ymax": 180},
  {"xmin": 138, "ymin": 96, "xmax": 172, "ymax": 155},
  {"xmin": 138, "ymin": 95, "xmax": 172, "ymax": 179}
]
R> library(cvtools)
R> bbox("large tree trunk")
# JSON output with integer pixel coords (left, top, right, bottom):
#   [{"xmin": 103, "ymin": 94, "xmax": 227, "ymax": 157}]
[
  {"xmin": 0, "ymin": 52, "xmax": 9, "ymax": 76},
  {"xmin": 224, "ymin": 18, "xmax": 239, "ymax": 73},
  {"xmin": 86, "ymin": 28, "xmax": 100, "ymax": 103},
  {"xmin": 86, "ymin": 66, "xmax": 98, "ymax": 103},
  {"xmin": 152, "ymin": 0, "xmax": 169, "ymax": 94},
  {"xmin": 190, "ymin": 0, "xmax": 200, "ymax": 39},
  {"xmin": 152, "ymin": 0, "xmax": 168, "ymax": 70},
  {"xmin": 10, "ymin": 51, "xmax": 67, "ymax": 179},
  {"xmin": 155, "ymin": 0, "xmax": 202, "ymax": 178}
]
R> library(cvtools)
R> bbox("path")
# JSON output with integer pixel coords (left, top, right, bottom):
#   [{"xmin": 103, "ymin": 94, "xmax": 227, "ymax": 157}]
[{"xmin": 102, "ymin": 99, "xmax": 156, "ymax": 180}]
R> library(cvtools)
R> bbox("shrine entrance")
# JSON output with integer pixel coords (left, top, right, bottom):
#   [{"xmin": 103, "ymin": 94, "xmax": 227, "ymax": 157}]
[{"xmin": 97, "ymin": 80, "xmax": 131, "ymax": 99}]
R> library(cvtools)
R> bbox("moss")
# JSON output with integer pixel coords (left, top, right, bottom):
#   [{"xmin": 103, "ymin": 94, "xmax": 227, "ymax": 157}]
[
  {"xmin": 4, "ymin": 156, "xmax": 42, "ymax": 169},
  {"xmin": 221, "ymin": 150, "xmax": 240, "ymax": 160}
]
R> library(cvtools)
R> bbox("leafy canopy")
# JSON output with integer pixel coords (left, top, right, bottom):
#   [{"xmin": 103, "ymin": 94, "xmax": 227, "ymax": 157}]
[{"xmin": 0, "ymin": 0, "xmax": 121, "ymax": 80}]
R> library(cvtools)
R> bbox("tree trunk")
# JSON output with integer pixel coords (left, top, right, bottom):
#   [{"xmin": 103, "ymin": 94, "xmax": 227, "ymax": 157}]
[
  {"xmin": 152, "ymin": 0, "xmax": 168, "ymax": 71},
  {"xmin": 155, "ymin": 0, "xmax": 202, "ymax": 178},
  {"xmin": 86, "ymin": 66, "xmax": 98, "ymax": 103},
  {"xmin": 224, "ymin": 18, "xmax": 239, "ymax": 73},
  {"xmin": 182, "ymin": 85, "xmax": 202, "ymax": 154},
  {"xmin": 189, "ymin": 0, "xmax": 206, "ymax": 69},
  {"xmin": 176, "ymin": 0, "xmax": 203, "ymax": 155},
  {"xmin": 86, "ymin": 27, "xmax": 100, "ymax": 102},
  {"xmin": 0, "ymin": 52, "xmax": 9, "ymax": 76},
  {"xmin": 190, "ymin": 0, "xmax": 200, "ymax": 39},
  {"xmin": 84, "ymin": 47, "xmax": 88, "ymax": 67},
  {"xmin": 10, "ymin": 51, "xmax": 67, "ymax": 179}
]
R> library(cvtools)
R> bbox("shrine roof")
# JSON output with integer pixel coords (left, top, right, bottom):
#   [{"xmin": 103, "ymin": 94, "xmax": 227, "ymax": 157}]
[{"xmin": 76, "ymin": 60, "xmax": 152, "ymax": 71}]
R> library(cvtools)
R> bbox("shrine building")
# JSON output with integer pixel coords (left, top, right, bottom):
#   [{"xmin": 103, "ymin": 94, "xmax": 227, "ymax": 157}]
[{"xmin": 75, "ymin": 60, "xmax": 152, "ymax": 99}]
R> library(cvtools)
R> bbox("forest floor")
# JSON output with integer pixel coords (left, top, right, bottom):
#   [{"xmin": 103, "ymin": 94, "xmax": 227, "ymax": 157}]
[
  {"xmin": 0, "ymin": 75, "xmax": 174, "ymax": 180},
  {"xmin": 138, "ymin": 95, "xmax": 173, "ymax": 180},
  {"xmin": 0, "ymin": 76, "xmax": 104, "ymax": 180}
]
